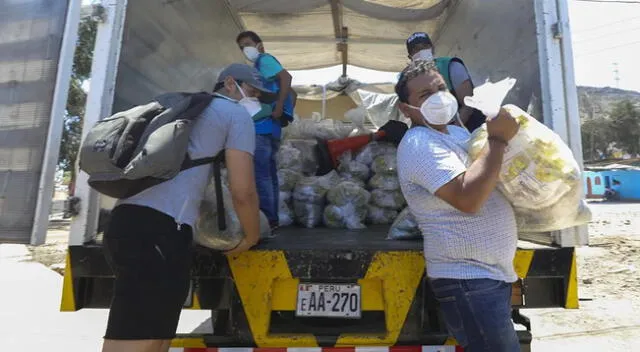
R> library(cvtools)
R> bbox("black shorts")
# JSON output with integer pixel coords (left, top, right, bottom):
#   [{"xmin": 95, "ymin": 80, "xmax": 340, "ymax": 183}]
[{"xmin": 103, "ymin": 204, "xmax": 193, "ymax": 340}]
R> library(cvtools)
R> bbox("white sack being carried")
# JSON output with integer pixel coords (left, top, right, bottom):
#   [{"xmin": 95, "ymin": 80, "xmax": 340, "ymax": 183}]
[
  {"xmin": 467, "ymin": 104, "xmax": 591, "ymax": 232},
  {"xmin": 195, "ymin": 181, "xmax": 270, "ymax": 250},
  {"xmin": 367, "ymin": 205, "xmax": 398, "ymax": 225},
  {"xmin": 323, "ymin": 181, "xmax": 371, "ymax": 230},
  {"xmin": 387, "ymin": 208, "xmax": 422, "ymax": 240},
  {"xmin": 293, "ymin": 171, "xmax": 341, "ymax": 228}
]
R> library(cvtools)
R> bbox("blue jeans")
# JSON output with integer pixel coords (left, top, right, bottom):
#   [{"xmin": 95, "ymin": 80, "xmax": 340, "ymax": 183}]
[
  {"xmin": 254, "ymin": 134, "xmax": 279, "ymax": 225},
  {"xmin": 430, "ymin": 278, "xmax": 519, "ymax": 352}
]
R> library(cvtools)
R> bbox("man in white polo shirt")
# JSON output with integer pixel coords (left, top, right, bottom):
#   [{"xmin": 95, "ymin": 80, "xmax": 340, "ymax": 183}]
[{"xmin": 395, "ymin": 60, "xmax": 521, "ymax": 352}]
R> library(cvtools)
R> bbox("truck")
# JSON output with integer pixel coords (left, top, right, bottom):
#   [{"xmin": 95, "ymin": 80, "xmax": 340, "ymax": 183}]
[{"xmin": 0, "ymin": 0, "xmax": 588, "ymax": 351}]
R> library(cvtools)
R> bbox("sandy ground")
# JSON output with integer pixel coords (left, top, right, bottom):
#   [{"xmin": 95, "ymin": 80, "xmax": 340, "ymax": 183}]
[{"xmin": 5, "ymin": 202, "xmax": 640, "ymax": 351}]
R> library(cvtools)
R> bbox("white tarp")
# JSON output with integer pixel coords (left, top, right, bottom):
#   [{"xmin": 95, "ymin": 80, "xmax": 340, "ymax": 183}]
[{"xmin": 229, "ymin": 0, "xmax": 453, "ymax": 71}]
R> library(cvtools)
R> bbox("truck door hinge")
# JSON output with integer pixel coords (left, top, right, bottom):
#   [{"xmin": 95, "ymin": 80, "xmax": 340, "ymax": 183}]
[{"xmin": 552, "ymin": 22, "xmax": 563, "ymax": 39}]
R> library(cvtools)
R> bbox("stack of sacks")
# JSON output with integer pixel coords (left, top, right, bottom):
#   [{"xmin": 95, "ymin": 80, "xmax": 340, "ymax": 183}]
[
  {"xmin": 468, "ymin": 104, "xmax": 591, "ymax": 232},
  {"xmin": 323, "ymin": 181, "xmax": 371, "ymax": 230},
  {"xmin": 293, "ymin": 171, "xmax": 341, "ymax": 228},
  {"xmin": 277, "ymin": 169, "xmax": 302, "ymax": 227},
  {"xmin": 387, "ymin": 208, "xmax": 421, "ymax": 240},
  {"xmin": 337, "ymin": 151, "xmax": 370, "ymax": 188},
  {"xmin": 367, "ymin": 153, "xmax": 407, "ymax": 222},
  {"xmin": 195, "ymin": 177, "xmax": 271, "ymax": 250}
]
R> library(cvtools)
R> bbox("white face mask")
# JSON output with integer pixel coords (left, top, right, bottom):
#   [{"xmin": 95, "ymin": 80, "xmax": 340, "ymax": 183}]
[
  {"xmin": 412, "ymin": 49, "xmax": 434, "ymax": 62},
  {"xmin": 243, "ymin": 46, "xmax": 260, "ymax": 62},
  {"xmin": 409, "ymin": 90, "xmax": 459, "ymax": 126},
  {"xmin": 235, "ymin": 82, "xmax": 262, "ymax": 117}
]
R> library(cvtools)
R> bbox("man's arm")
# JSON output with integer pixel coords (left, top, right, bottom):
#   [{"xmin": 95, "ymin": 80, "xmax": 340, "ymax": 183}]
[
  {"xmin": 435, "ymin": 140, "xmax": 505, "ymax": 213},
  {"xmin": 226, "ymin": 149, "xmax": 260, "ymax": 245},
  {"xmin": 273, "ymin": 69, "xmax": 292, "ymax": 119},
  {"xmin": 449, "ymin": 61, "xmax": 474, "ymax": 124}
]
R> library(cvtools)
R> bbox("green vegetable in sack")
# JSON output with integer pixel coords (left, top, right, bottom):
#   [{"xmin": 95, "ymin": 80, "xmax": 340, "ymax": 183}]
[{"xmin": 327, "ymin": 181, "xmax": 371, "ymax": 207}]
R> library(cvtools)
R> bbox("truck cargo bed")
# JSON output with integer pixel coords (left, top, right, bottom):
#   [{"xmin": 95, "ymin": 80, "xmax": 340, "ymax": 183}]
[{"xmin": 258, "ymin": 226, "xmax": 422, "ymax": 251}]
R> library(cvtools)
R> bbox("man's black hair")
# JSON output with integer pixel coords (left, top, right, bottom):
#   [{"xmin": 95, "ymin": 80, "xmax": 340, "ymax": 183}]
[
  {"xmin": 394, "ymin": 60, "xmax": 438, "ymax": 103},
  {"xmin": 236, "ymin": 31, "xmax": 262, "ymax": 45}
]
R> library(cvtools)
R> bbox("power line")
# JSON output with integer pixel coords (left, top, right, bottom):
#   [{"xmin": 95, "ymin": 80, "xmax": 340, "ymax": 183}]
[
  {"xmin": 572, "ymin": 16, "xmax": 640, "ymax": 34},
  {"xmin": 575, "ymin": 0, "xmax": 640, "ymax": 3},
  {"xmin": 574, "ymin": 39, "xmax": 640, "ymax": 57}
]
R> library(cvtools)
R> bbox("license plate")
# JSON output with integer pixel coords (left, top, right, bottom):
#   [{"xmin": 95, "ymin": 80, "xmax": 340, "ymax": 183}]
[{"xmin": 296, "ymin": 283, "xmax": 361, "ymax": 318}]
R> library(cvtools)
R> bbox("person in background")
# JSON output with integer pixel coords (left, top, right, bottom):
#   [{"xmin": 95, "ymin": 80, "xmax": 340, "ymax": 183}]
[
  {"xmin": 236, "ymin": 30, "xmax": 297, "ymax": 231},
  {"xmin": 395, "ymin": 60, "xmax": 520, "ymax": 352},
  {"xmin": 405, "ymin": 32, "xmax": 486, "ymax": 132},
  {"xmin": 101, "ymin": 64, "xmax": 273, "ymax": 352}
]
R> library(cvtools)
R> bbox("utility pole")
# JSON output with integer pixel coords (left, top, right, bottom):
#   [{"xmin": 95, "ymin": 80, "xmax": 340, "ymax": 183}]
[{"xmin": 613, "ymin": 62, "xmax": 620, "ymax": 88}]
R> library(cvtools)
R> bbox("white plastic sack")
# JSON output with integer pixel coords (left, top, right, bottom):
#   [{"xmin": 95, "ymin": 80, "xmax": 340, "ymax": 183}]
[
  {"xmin": 344, "ymin": 107, "xmax": 369, "ymax": 137},
  {"xmin": 195, "ymin": 182, "xmax": 270, "ymax": 250},
  {"xmin": 355, "ymin": 141, "xmax": 397, "ymax": 166},
  {"xmin": 371, "ymin": 154, "xmax": 398, "ymax": 175},
  {"xmin": 276, "ymin": 144, "xmax": 303, "ymax": 172},
  {"xmin": 327, "ymin": 181, "xmax": 371, "ymax": 207},
  {"xmin": 371, "ymin": 189, "xmax": 406, "ymax": 209},
  {"xmin": 367, "ymin": 205, "xmax": 398, "ymax": 225},
  {"xmin": 284, "ymin": 113, "xmax": 354, "ymax": 140},
  {"xmin": 337, "ymin": 151, "xmax": 370, "ymax": 182},
  {"xmin": 279, "ymin": 197, "xmax": 294, "ymax": 227},
  {"xmin": 464, "ymin": 77, "xmax": 517, "ymax": 119},
  {"xmin": 293, "ymin": 171, "xmax": 341, "ymax": 228},
  {"xmin": 368, "ymin": 174, "xmax": 400, "ymax": 191},
  {"xmin": 387, "ymin": 208, "xmax": 422, "ymax": 240},
  {"xmin": 278, "ymin": 169, "xmax": 303, "ymax": 192},
  {"xmin": 468, "ymin": 104, "xmax": 591, "ymax": 232},
  {"xmin": 282, "ymin": 139, "xmax": 319, "ymax": 176},
  {"xmin": 323, "ymin": 204, "xmax": 368, "ymax": 230}
]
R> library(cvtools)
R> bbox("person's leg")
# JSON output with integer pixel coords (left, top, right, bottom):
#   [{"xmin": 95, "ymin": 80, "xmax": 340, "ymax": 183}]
[
  {"xmin": 270, "ymin": 136, "xmax": 281, "ymax": 229},
  {"xmin": 254, "ymin": 134, "xmax": 278, "ymax": 225},
  {"xmin": 430, "ymin": 278, "xmax": 519, "ymax": 352},
  {"xmin": 102, "ymin": 205, "xmax": 193, "ymax": 352}
]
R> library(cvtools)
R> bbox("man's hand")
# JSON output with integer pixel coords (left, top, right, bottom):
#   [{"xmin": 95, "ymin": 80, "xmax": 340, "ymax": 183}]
[
  {"xmin": 486, "ymin": 107, "xmax": 519, "ymax": 143},
  {"xmin": 225, "ymin": 237, "xmax": 259, "ymax": 256},
  {"xmin": 272, "ymin": 104, "xmax": 283, "ymax": 121}
]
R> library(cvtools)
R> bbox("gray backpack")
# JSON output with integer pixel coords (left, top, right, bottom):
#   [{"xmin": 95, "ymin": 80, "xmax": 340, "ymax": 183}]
[{"xmin": 79, "ymin": 92, "xmax": 223, "ymax": 200}]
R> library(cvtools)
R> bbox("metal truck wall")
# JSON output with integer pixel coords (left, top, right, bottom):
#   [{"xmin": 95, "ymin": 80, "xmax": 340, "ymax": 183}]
[
  {"xmin": 0, "ymin": 0, "xmax": 69, "ymax": 243},
  {"xmin": 95, "ymin": 0, "xmax": 246, "ymax": 216},
  {"xmin": 112, "ymin": 0, "xmax": 245, "ymax": 113},
  {"xmin": 434, "ymin": 0, "xmax": 541, "ymax": 112}
]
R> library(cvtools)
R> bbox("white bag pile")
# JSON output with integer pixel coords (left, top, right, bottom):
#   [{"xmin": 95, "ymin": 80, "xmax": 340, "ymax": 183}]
[
  {"xmin": 293, "ymin": 171, "xmax": 341, "ymax": 228},
  {"xmin": 278, "ymin": 169, "xmax": 302, "ymax": 227},
  {"xmin": 195, "ymin": 178, "xmax": 271, "ymax": 250},
  {"xmin": 387, "ymin": 208, "xmax": 421, "ymax": 240},
  {"xmin": 367, "ymin": 153, "xmax": 407, "ymax": 221},
  {"xmin": 323, "ymin": 181, "xmax": 371, "ymax": 230}
]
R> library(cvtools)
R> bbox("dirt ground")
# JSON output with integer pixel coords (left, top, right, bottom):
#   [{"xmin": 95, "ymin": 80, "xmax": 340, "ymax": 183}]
[{"xmin": 32, "ymin": 202, "xmax": 640, "ymax": 351}]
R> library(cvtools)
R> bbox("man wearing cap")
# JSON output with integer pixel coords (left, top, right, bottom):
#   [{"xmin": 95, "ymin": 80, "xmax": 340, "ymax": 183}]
[
  {"xmin": 406, "ymin": 32, "xmax": 486, "ymax": 132},
  {"xmin": 236, "ymin": 30, "xmax": 297, "ymax": 230},
  {"xmin": 101, "ymin": 64, "xmax": 275, "ymax": 352}
]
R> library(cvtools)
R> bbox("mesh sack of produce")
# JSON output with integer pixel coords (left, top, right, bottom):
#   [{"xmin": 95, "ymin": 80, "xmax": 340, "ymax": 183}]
[
  {"xmin": 280, "ymin": 191, "xmax": 292, "ymax": 204},
  {"xmin": 468, "ymin": 104, "xmax": 583, "ymax": 211},
  {"xmin": 283, "ymin": 139, "xmax": 320, "ymax": 176},
  {"xmin": 279, "ymin": 196, "xmax": 294, "ymax": 227},
  {"xmin": 278, "ymin": 169, "xmax": 303, "ymax": 192},
  {"xmin": 387, "ymin": 208, "xmax": 421, "ymax": 240},
  {"xmin": 355, "ymin": 141, "xmax": 397, "ymax": 166},
  {"xmin": 337, "ymin": 151, "xmax": 371, "ymax": 182},
  {"xmin": 366, "ymin": 205, "xmax": 398, "ymax": 225},
  {"xmin": 371, "ymin": 189, "xmax": 406, "ymax": 209},
  {"xmin": 371, "ymin": 154, "xmax": 398, "ymax": 175},
  {"xmin": 340, "ymin": 174, "xmax": 367, "ymax": 188},
  {"xmin": 327, "ymin": 181, "xmax": 371, "ymax": 207},
  {"xmin": 276, "ymin": 144, "xmax": 303, "ymax": 172},
  {"xmin": 323, "ymin": 203, "xmax": 368, "ymax": 230},
  {"xmin": 195, "ymin": 181, "xmax": 270, "ymax": 250},
  {"xmin": 292, "ymin": 171, "xmax": 341, "ymax": 228},
  {"xmin": 368, "ymin": 173, "xmax": 400, "ymax": 191}
]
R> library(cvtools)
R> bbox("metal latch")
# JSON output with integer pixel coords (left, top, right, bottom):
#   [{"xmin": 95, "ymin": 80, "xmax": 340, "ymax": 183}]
[{"xmin": 552, "ymin": 22, "xmax": 563, "ymax": 39}]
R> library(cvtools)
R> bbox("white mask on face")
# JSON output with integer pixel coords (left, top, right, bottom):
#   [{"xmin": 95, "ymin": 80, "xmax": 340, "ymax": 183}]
[
  {"xmin": 243, "ymin": 46, "xmax": 260, "ymax": 62},
  {"xmin": 409, "ymin": 90, "xmax": 459, "ymax": 126},
  {"xmin": 235, "ymin": 82, "xmax": 262, "ymax": 117},
  {"xmin": 412, "ymin": 49, "xmax": 434, "ymax": 62}
]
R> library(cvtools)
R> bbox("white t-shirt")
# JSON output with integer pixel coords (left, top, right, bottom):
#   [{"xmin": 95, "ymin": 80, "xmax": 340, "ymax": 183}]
[
  {"xmin": 397, "ymin": 125, "xmax": 518, "ymax": 283},
  {"xmin": 118, "ymin": 97, "xmax": 256, "ymax": 228}
]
